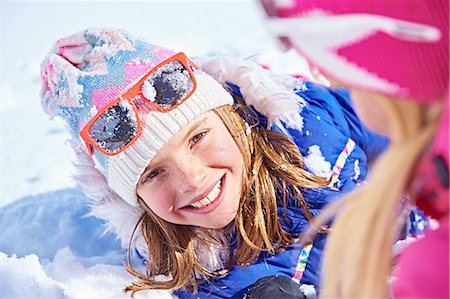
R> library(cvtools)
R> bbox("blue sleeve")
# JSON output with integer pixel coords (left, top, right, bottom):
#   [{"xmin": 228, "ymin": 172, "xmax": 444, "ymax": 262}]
[
  {"xmin": 299, "ymin": 82, "xmax": 389, "ymax": 162},
  {"xmin": 271, "ymin": 81, "xmax": 389, "ymax": 193}
]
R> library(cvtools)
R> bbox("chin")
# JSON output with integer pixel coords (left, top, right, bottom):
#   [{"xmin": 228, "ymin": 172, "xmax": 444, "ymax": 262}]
[{"xmin": 206, "ymin": 212, "xmax": 237, "ymax": 229}]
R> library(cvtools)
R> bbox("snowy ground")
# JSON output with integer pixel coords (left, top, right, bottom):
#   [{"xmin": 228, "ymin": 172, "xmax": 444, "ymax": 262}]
[{"xmin": 1, "ymin": 1, "xmax": 310, "ymax": 298}]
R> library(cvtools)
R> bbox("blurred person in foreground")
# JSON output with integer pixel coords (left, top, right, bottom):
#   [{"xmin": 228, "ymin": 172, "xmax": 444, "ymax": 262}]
[{"xmin": 260, "ymin": 0, "xmax": 449, "ymax": 298}]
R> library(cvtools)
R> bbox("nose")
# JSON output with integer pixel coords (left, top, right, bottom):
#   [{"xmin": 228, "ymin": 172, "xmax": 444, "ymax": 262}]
[{"xmin": 172, "ymin": 155, "xmax": 206, "ymax": 194}]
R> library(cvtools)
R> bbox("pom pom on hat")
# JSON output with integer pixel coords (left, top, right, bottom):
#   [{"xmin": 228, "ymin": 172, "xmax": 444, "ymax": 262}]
[
  {"xmin": 261, "ymin": 0, "xmax": 449, "ymax": 103},
  {"xmin": 40, "ymin": 28, "xmax": 234, "ymax": 207}
]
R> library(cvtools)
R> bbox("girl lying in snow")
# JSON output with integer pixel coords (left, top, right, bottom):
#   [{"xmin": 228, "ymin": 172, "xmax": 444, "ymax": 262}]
[{"xmin": 40, "ymin": 27, "xmax": 422, "ymax": 298}]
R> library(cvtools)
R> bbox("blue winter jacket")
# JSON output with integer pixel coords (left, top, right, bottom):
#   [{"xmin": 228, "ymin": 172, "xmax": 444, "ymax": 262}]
[{"xmin": 175, "ymin": 81, "xmax": 390, "ymax": 298}]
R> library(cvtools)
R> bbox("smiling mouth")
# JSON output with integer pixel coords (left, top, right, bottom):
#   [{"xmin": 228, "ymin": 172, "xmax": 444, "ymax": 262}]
[{"xmin": 188, "ymin": 178, "xmax": 222, "ymax": 209}]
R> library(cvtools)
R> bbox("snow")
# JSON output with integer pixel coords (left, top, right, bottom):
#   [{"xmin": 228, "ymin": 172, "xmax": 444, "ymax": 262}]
[
  {"xmin": 1, "ymin": 252, "xmax": 69, "ymax": 299},
  {"xmin": 141, "ymin": 60, "xmax": 194, "ymax": 107},
  {"xmin": 353, "ymin": 159, "xmax": 361, "ymax": 180},
  {"xmin": 1, "ymin": 249, "xmax": 175, "ymax": 299},
  {"xmin": 1, "ymin": 1, "xmax": 311, "ymax": 298},
  {"xmin": 303, "ymin": 145, "xmax": 332, "ymax": 178},
  {"xmin": 0, "ymin": 188, "xmax": 172, "ymax": 298}
]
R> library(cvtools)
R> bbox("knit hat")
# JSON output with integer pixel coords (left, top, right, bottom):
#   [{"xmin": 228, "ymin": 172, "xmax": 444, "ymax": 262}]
[
  {"xmin": 40, "ymin": 28, "xmax": 234, "ymax": 207},
  {"xmin": 261, "ymin": 0, "xmax": 449, "ymax": 103}
]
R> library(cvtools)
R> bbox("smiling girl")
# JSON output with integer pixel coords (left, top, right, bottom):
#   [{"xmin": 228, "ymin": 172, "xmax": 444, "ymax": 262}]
[{"xmin": 41, "ymin": 28, "xmax": 390, "ymax": 298}]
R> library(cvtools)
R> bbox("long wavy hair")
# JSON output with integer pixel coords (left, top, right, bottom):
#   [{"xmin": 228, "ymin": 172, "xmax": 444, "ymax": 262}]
[{"xmin": 124, "ymin": 103, "xmax": 329, "ymax": 295}]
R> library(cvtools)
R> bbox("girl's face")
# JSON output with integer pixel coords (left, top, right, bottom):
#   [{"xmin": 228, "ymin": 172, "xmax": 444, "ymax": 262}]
[{"xmin": 136, "ymin": 110, "xmax": 244, "ymax": 229}]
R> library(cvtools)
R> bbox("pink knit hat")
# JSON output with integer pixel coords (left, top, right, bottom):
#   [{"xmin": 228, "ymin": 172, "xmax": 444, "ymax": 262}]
[{"xmin": 261, "ymin": 0, "xmax": 449, "ymax": 103}]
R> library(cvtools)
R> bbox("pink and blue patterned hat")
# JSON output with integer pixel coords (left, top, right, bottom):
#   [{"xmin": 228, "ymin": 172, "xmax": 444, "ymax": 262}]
[{"xmin": 41, "ymin": 28, "xmax": 233, "ymax": 206}]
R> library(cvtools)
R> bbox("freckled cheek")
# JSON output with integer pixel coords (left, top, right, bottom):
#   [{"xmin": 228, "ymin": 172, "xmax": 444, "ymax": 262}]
[
  {"xmin": 213, "ymin": 150, "xmax": 231, "ymax": 162},
  {"xmin": 212, "ymin": 144, "xmax": 240, "ymax": 161},
  {"xmin": 220, "ymin": 147, "xmax": 243, "ymax": 170},
  {"xmin": 142, "ymin": 189, "xmax": 175, "ymax": 214}
]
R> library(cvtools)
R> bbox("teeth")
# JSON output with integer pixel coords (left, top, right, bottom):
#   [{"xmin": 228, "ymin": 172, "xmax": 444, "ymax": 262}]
[{"xmin": 190, "ymin": 180, "xmax": 221, "ymax": 209}]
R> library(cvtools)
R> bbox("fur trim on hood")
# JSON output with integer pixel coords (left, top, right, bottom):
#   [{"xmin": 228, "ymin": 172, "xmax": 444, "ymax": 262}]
[
  {"xmin": 71, "ymin": 140, "xmax": 146, "ymax": 254},
  {"xmin": 197, "ymin": 55, "xmax": 307, "ymax": 131}
]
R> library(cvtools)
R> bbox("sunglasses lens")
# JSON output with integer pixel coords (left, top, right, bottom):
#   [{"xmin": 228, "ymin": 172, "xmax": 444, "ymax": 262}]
[
  {"xmin": 141, "ymin": 60, "xmax": 194, "ymax": 109},
  {"xmin": 88, "ymin": 102, "xmax": 138, "ymax": 154}
]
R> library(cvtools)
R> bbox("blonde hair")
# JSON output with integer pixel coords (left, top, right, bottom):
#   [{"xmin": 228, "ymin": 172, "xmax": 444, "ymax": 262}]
[
  {"xmin": 124, "ymin": 104, "xmax": 329, "ymax": 295},
  {"xmin": 314, "ymin": 96, "xmax": 441, "ymax": 298}
]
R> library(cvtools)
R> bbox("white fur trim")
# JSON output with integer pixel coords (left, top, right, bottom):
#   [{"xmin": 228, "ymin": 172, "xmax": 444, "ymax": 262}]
[
  {"xmin": 197, "ymin": 55, "xmax": 307, "ymax": 131},
  {"xmin": 70, "ymin": 140, "xmax": 147, "ymax": 255}
]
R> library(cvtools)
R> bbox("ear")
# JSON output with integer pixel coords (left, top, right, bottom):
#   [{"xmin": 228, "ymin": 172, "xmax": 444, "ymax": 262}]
[{"xmin": 197, "ymin": 55, "xmax": 307, "ymax": 132}]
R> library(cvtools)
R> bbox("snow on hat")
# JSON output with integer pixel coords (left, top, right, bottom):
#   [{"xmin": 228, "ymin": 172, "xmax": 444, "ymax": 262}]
[
  {"xmin": 261, "ymin": 0, "xmax": 449, "ymax": 103},
  {"xmin": 40, "ymin": 28, "xmax": 234, "ymax": 207}
]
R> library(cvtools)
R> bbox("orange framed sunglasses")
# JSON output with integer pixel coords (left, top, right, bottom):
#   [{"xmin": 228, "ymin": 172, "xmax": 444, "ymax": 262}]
[{"xmin": 80, "ymin": 52, "xmax": 198, "ymax": 156}]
